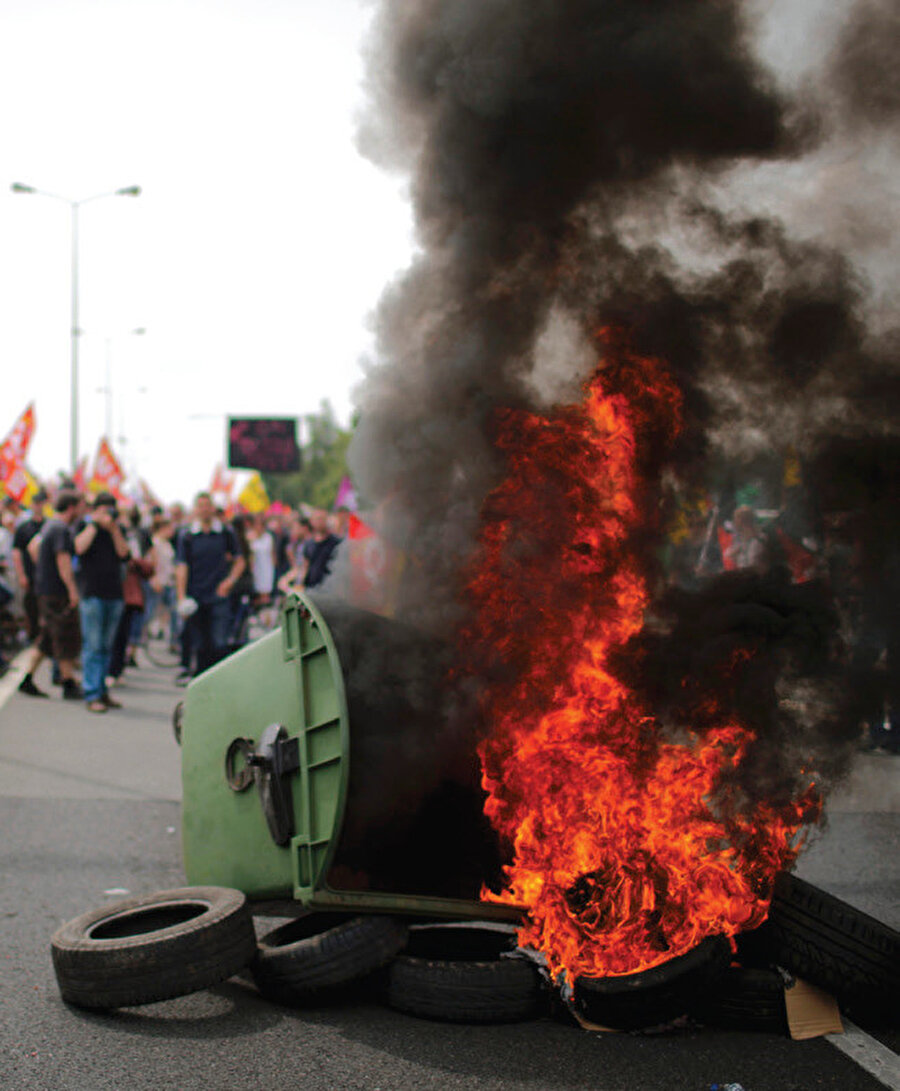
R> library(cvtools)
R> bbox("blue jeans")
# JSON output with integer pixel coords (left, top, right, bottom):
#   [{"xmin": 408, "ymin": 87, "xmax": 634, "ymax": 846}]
[{"xmin": 80, "ymin": 597, "xmax": 125, "ymax": 702}]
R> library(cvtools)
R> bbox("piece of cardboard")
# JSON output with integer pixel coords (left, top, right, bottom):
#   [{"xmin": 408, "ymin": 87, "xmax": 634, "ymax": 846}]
[
  {"xmin": 569, "ymin": 974, "xmax": 844, "ymax": 1039},
  {"xmin": 784, "ymin": 977, "xmax": 844, "ymax": 1040}
]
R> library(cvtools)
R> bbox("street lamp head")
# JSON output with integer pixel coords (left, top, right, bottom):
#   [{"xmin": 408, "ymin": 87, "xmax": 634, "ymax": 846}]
[
  {"xmin": 116, "ymin": 186, "xmax": 141, "ymax": 197},
  {"xmin": 10, "ymin": 182, "xmax": 37, "ymax": 194}
]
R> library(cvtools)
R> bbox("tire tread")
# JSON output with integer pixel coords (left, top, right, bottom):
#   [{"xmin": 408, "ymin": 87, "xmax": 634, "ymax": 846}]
[
  {"xmin": 51, "ymin": 887, "xmax": 257, "ymax": 1010},
  {"xmin": 745, "ymin": 874, "xmax": 899, "ymax": 1004},
  {"xmin": 251, "ymin": 914, "xmax": 409, "ymax": 1002}
]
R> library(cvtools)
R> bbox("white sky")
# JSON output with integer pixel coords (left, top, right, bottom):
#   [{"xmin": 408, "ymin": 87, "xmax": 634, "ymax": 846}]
[
  {"xmin": 2, "ymin": 0, "xmax": 893, "ymax": 506},
  {"xmin": 0, "ymin": 0, "xmax": 414, "ymax": 503}
]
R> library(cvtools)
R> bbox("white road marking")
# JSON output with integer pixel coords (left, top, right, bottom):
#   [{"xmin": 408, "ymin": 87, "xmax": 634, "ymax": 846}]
[
  {"xmin": 828, "ymin": 1020, "xmax": 900, "ymax": 1090},
  {"xmin": 0, "ymin": 649, "xmax": 30, "ymax": 712}
]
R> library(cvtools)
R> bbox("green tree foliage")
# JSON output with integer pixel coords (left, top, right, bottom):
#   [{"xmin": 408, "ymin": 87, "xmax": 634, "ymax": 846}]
[{"xmin": 260, "ymin": 401, "xmax": 355, "ymax": 510}]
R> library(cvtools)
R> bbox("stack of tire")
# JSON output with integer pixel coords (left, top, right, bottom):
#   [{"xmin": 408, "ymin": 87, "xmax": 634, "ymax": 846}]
[
  {"xmin": 50, "ymin": 873, "xmax": 899, "ymax": 1030},
  {"xmin": 694, "ymin": 873, "xmax": 900, "ymax": 1032},
  {"xmin": 49, "ymin": 889, "xmax": 546, "ymax": 1022}
]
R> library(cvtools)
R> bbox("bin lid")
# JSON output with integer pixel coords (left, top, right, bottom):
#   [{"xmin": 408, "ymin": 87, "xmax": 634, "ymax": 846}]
[{"xmin": 182, "ymin": 591, "xmax": 350, "ymax": 900}]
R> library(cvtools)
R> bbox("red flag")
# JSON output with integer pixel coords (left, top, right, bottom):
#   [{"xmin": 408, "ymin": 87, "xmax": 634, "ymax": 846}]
[
  {"xmin": 73, "ymin": 455, "xmax": 88, "ymax": 491},
  {"xmin": 775, "ymin": 527, "xmax": 819, "ymax": 584},
  {"xmin": 210, "ymin": 463, "xmax": 226, "ymax": 493},
  {"xmin": 0, "ymin": 403, "xmax": 37, "ymax": 500},
  {"xmin": 717, "ymin": 526, "xmax": 736, "ymax": 571},
  {"xmin": 2, "ymin": 460, "xmax": 30, "ymax": 503},
  {"xmin": 210, "ymin": 462, "xmax": 235, "ymax": 506},
  {"xmin": 348, "ymin": 512, "xmax": 374, "ymax": 540},
  {"xmin": 0, "ymin": 449, "xmax": 15, "ymax": 490},
  {"xmin": 89, "ymin": 437, "xmax": 126, "ymax": 499},
  {"xmin": 0, "ymin": 403, "xmax": 36, "ymax": 465}
]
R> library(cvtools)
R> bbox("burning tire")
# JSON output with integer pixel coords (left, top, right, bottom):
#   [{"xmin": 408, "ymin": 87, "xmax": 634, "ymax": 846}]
[
  {"xmin": 737, "ymin": 873, "xmax": 900, "ymax": 1019},
  {"xmin": 250, "ymin": 912, "xmax": 409, "ymax": 1004},
  {"xmin": 51, "ymin": 886, "xmax": 257, "ymax": 1009},
  {"xmin": 572, "ymin": 935, "xmax": 730, "ymax": 1030},
  {"xmin": 381, "ymin": 922, "xmax": 545, "ymax": 1024},
  {"xmin": 690, "ymin": 966, "xmax": 789, "ymax": 1034}
]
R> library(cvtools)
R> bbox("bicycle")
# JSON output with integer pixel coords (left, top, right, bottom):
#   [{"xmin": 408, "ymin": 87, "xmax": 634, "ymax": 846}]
[
  {"xmin": 140, "ymin": 595, "xmax": 182, "ymax": 670},
  {"xmin": 138, "ymin": 622, "xmax": 180, "ymax": 668},
  {"xmin": 228, "ymin": 595, "xmax": 278, "ymax": 653}
]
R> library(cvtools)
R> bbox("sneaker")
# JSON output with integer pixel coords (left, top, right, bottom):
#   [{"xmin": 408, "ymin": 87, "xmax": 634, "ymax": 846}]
[
  {"xmin": 101, "ymin": 694, "xmax": 123, "ymax": 709},
  {"xmin": 62, "ymin": 680, "xmax": 83, "ymax": 701},
  {"xmin": 86, "ymin": 700, "xmax": 108, "ymax": 714},
  {"xmin": 18, "ymin": 675, "xmax": 49, "ymax": 698}
]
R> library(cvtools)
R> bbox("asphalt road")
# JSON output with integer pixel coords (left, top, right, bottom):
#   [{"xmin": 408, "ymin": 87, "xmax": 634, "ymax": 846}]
[{"xmin": 0, "ymin": 647, "xmax": 897, "ymax": 1091}]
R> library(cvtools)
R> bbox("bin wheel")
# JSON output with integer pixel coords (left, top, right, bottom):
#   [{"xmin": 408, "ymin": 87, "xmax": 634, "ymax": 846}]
[
  {"xmin": 690, "ymin": 966, "xmax": 789, "ymax": 1034},
  {"xmin": 572, "ymin": 935, "xmax": 731, "ymax": 1030},
  {"xmin": 51, "ymin": 886, "xmax": 257, "ymax": 1010},
  {"xmin": 172, "ymin": 701, "xmax": 184, "ymax": 746},
  {"xmin": 381, "ymin": 922, "xmax": 545, "ymax": 1024},
  {"xmin": 250, "ymin": 912, "xmax": 409, "ymax": 1004},
  {"xmin": 737, "ymin": 872, "xmax": 900, "ymax": 1019}
]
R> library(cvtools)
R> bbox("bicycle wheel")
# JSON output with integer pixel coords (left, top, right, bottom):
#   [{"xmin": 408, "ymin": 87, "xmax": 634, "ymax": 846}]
[{"xmin": 143, "ymin": 629, "xmax": 182, "ymax": 669}]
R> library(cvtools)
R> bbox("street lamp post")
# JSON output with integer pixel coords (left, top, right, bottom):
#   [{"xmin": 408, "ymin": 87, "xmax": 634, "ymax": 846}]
[{"xmin": 11, "ymin": 182, "xmax": 141, "ymax": 473}]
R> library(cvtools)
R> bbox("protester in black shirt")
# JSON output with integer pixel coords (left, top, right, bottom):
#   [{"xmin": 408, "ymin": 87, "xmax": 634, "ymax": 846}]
[
  {"xmin": 175, "ymin": 492, "xmax": 245, "ymax": 680},
  {"xmin": 11, "ymin": 489, "xmax": 47, "ymax": 662},
  {"xmin": 300, "ymin": 509, "xmax": 342, "ymax": 589},
  {"xmin": 19, "ymin": 489, "xmax": 83, "ymax": 700},
  {"xmin": 74, "ymin": 492, "xmax": 130, "ymax": 713},
  {"xmin": 226, "ymin": 513, "xmax": 255, "ymax": 651}
]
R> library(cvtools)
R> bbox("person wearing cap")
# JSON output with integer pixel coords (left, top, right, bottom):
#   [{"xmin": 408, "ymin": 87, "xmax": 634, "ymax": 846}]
[{"xmin": 73, "ymin": 492, "xmax": 131, "ymax": 713}]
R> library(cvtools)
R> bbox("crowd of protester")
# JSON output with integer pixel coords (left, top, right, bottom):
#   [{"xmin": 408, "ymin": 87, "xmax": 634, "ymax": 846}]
[
  {"xmin": 0, "ymin": 471, "xmax": 895, "ymax": 754},
  {"xmin": 0, "ymin": 482, "xmax": 348, "ymax": 714}
]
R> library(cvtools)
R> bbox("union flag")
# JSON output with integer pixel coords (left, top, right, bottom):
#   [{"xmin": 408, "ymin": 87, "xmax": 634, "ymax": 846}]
[
  {"xmin": 89, "ymin": 437, "xmax": 126, "ymax": 499},
  {"xmin": 210, "ymin": 462, "xmax": 235, "ymax": 505},
  {"xmin": 0, "ymin": 403, "xmax": 37, "ymax": 502},
  {"xmin": 0, "ymin": 403, "xmax": 36, "ymax": 464},
  {"xmin": 73, "ymin": 455, "xmax": 89, "ymax": 491}
]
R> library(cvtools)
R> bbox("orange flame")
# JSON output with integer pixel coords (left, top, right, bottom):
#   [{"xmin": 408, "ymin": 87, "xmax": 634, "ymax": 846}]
[{"xmin": 461, "ymin": 331, "xmax": 820, "ymax": 980}]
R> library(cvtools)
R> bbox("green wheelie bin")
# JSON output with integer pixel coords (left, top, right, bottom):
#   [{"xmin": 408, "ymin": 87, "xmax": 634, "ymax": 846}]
[{"xmin": 180, "ymin": 590, "xmax": 520, "ymax": 922}]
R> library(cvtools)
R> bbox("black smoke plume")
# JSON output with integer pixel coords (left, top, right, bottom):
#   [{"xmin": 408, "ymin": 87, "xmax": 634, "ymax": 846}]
[{"xmin": 335, "ymin": 0, "xmax": 899, "ymax": 811}]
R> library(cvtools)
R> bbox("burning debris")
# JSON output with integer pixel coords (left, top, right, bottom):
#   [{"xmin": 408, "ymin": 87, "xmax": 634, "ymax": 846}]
[
  {"xmin": 455, "ymin": 337, "xmax": 823, "ymax": 980},
  {"xmin": 334, "ymin": 0, "xmax": 900, "ymax": 983}
]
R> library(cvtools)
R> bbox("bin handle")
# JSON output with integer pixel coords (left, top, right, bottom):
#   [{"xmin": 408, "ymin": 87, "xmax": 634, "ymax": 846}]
[{"xmin": 224, "ymin": 737, "xmax": 256, "ymax": 792}]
